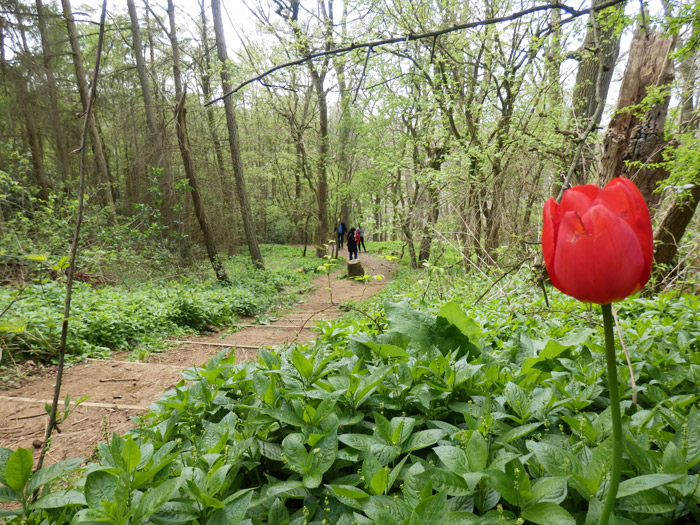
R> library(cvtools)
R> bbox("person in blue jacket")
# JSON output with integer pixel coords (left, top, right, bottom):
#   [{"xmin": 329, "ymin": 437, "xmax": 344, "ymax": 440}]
[{"xmin": 337, "ymin": 220, "xmax": 347, "ymax": 248}]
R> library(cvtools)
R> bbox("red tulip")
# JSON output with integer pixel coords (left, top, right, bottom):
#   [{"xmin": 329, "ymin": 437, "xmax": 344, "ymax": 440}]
[{"xmin": 542, "ymin": 177, "xmax": 653, "ymax": 304}]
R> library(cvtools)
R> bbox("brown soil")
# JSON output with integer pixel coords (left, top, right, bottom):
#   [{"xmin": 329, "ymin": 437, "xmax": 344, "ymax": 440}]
[{"xmin": 0, "ymin": 254, "xmax": 394, "ymax": 466}]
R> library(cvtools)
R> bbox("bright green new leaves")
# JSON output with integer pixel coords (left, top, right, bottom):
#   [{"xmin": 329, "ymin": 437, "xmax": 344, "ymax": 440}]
[{"xmin": 0, "ymin": 446, "xmax": 84, "ymax": 519}]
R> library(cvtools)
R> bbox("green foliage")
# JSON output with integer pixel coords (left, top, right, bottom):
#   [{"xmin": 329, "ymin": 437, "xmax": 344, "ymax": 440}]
[
  {"xmin": 4, "ymin": 284, "xmax": 700, "ymax": 523},
  {"xmin": 0, "ymin": 246, "xmax": 319, "ymax": 363}
]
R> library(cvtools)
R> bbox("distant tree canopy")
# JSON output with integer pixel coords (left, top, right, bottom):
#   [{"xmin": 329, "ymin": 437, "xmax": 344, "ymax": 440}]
[{"xmin": 0, "ymin": 0, "xmax": 698, "ymax": 280}]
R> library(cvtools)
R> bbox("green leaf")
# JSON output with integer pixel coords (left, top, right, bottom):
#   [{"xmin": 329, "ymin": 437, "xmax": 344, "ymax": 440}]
[
  {"xmin": 409, "ymin": 490, "xmax": 447, "ymax": 525},
  {"xmin": 0, "ymin": 486, "xmax": 21, "ymax": 503},
  {"xmin": 446, "ymin": 510, "xmax": 480, "ymax": 524},
  {"xmin": 31, "ymin": 489, "xmax": 86, "ymax": 509},
  {"xmin": 291, "ymin": 349, "xmax": 314, "ymax": 380},
  {"xmin": 403, "ymin": 463, "xmax": 426, "ymax": 508},
  {"xmin": 85, "ymin": 471, "xmax": 118, "ymax": 511},
  {"xmin": 366, "ymin": 342, "xmax": 410, "ymax": 359},
  {"xmin": 402, "ymin": 429, "xmax": 447, "ymax": 452},
  {"xmin": 391, "ymin": 417, "xmax": 417, "ymax": 446},
  {"xmin": 370, "ymin": 467, "xmax": 389, "ymax": 495},
  {"xmin": 268, "ymin": 498, "xmax": 289, "ymax": 525},
  {"xmin": 484, "ymin": 469, "xmax": 519, "ymax": 506},
  {"xmin": 282, "ymin": 433, "xmax": 309, "ymax": 471},
  {"xmin": 121, "ymin": 437, "xmax": 141, "ymax": 474},
  {"xmin": 433, "ymin": 446, "xmax": 470, "ymax": 475},
  {"xmin": 521, "ymin": 502, "xmax": 576, "ymax": 525},
  {"xmin": 326, "ymin": 484, "xmax": 370, "ymax": 510},
  {"xmin": 616, "ymin": 474, "xmax": 683, "ymax": 498},
  {"xmin": 206, "ymin": 489, "xmax": 253, "ymax": 525},
  {"xmin": 339, "ymin": 433, "xmax": 382, "ymax": 451},
  {"xmin": 495, "ymin": 423, "xmax": 542, "ymax": 444},
  {"xmin": 132, "ymin": 478, "xmax": 182, "ymax": 523},
  {"xmin": 384, "ymin": 301, "xmax": 435, "ymax": 349},
  {"xmin": 303, "ymin": 469, "xmax": 323, "ymax": 488},
  {"xmin": 313, "ymin": 395, "xmax": 338, "ymax": 425},
  {"xmin": 418, "ymin": 468, "xmax": 471, "ymax": 496},
  {"xmin": 326, "ymin": 484, "xmax": 371, "ymax": 499},
  {"xmin": 0, "ymin": 446, "xmax": 12, "ymax": 485},
  {"xmin": 374, "ymin": 413, "xmax": 393, "ymax": 443},
  {"xmin": 259, "ymin": 407, "xmax": 306, "ymax": 427},
  {"xmin": 4, "ymin": 447, "xmax": 33, "ymax": 493},
  {"xmin": 151, "ymin": 501, "xmax": 198, "ymax": 523},
  {"xmin": 531, "ymin": 477, "xmax": 568, "ymax": 504},
  {"xmin": 437, "ymin": 302, "xmax": 481, "ymax": 339},
  {"xmin": 466, "ymin": 431, "xmax": 488, "ymax": 472},
  {"xmin": 206, "ymin": 464, "xmax": 232, "ymax": 496},
  {"xmin": 617, "ymin": 488, "xmax": 677, "ymax": 514},
  {"xmin": 662, "ymin": 441, "xmax": 687, "ymax": 474},
  {"xmin": 27, "ymin": 457, "xmax": 83, "ymax": 493}
]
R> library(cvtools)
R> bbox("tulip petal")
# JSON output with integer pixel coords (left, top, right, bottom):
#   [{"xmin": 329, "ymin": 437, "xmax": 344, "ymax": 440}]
[
  {"xmin": 560, "ymin": 185, "xmax": 600, "ymax": 216},
  {"xmin": 542, "ymin": 198, "xmax": 564, "ymax": 290},
  {"xmin": 553, "ymin": 205, "xmax": 647, "ymax": 303},
  {"xmin": 595, "ymin": 178, "xmax": 654, "ymax": 280}
]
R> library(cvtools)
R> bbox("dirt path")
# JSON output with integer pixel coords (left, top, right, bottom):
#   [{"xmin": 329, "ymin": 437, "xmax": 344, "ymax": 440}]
[{"xmin": 0, "ymin": 254, "xmax": 394, "ymax": 465}]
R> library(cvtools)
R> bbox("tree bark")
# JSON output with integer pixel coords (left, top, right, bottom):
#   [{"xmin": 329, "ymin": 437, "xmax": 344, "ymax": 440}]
[
  {"xmin": 36, "ymin": 0, "xmax": 70, "ymax": 185},
  {"xmin": 61, "ymin": 0, "xmax": 116, "ymax": 214},
  {"xmin": 175, "ymin": 95, "xmax": 230, "ymax": 283},
  {"xmin": 211, "ymin": 0, "xmax": 264, "ymax": 268},
  {"xmin": 652, "ymin": 183, "xmax": 700, "ymax": 291},
  {"xmin": 127, "ymin": 0, "xmax": 176, "ymax": 227},
  {"xmin": 650, "ymin": 37, "xmax": 700, "ymax": 290},
  {"xmin": 567, "ymin": 0, "xmax": 623, "ymax": 186},
  {"xmin": 198, "ymin": 0, "xmax": 235, "ymax": 252},
  {"xmin": 596, "ymin": 28, "xmax": 677, "ymax": 210}
]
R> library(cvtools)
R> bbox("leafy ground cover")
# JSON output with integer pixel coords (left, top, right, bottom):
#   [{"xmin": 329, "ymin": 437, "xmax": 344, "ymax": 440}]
[
  {"xmin": 0, "ymin": 245, "xmax": 322, "ymax": 366},
  {"xmin": 2, "ymin": 262, "xmax": 699, "ymax": 524}
]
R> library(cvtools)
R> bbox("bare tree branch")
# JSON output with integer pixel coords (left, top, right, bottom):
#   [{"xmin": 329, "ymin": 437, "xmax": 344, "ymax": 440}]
[
  {"xmin": 205, "ymin": 0, "xmax": 627, "ymax": 106},
  {"xmin": 36, "ymin": 0, "xmax": 107, "ymax": 473}
]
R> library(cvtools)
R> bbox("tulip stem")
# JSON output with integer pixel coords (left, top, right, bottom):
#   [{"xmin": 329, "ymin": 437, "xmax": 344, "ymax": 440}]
[{"xmin": 599, "ymin": 302, "xmax": 622, "ymax": 525}]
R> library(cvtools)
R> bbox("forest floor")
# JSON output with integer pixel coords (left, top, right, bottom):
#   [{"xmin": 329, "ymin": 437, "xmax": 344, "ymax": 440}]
[{"xmin": 0, "ymin": 253, "xmax": 395, "ymax": 467}]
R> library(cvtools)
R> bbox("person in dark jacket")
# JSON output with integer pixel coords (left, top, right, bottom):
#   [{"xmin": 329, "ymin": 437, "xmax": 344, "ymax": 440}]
[
  {"xmin": 357, "ymin": 225, "xmax": 367, "ymax": 252},
  {"xmin": 347, "ymin": 227, "xmax": 358, "ymax": 260},
  {"xmin": 337, "ymin": 220, "xmax": 347, "ymax": 248}
]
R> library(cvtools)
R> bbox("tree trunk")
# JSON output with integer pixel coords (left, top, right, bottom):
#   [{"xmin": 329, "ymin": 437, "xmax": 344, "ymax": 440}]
[
  {"xmin": 127, "ymin": 0, "xmax": 175, "ymax": 228},
  {"xmin": 36, "ymin": 0, "xmax": 70, "ymax": 185},
  {"xmin": 211, "ymin": 0, "xmax": 264, "ymax": 268},
  {"xmin": 61, "ymin": 0, "xmax": 116, "ymax": 215},
  {"xmin": 651, "ymin": 184, "xmax": 700, "ymax": 292},
  {"xmin": 198, "ymin": 0, "xmax": 235, "ymax": 250},
  {"xmin": 651, "ymin": 38, "xmax": 700, "ymax": 290},
  {"xmin": 596, "ymin": 28, "xmax": 677, "ymax": 210},
  {"xmin": 568, "ymin": 0, "xmax": 623, "ymax": 186},
  {"xmin": 347, "ymin": 259, "xmax": 364, "ymax": 278},
  {"xmin": 175, "ymin": 95, "xmax": 230, "ymax": 283}
]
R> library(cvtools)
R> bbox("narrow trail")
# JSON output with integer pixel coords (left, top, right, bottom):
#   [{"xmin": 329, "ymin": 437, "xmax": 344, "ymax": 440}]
[{"xmin": 0, "ymin": 254, "xmax": 394, "ymax": 465}]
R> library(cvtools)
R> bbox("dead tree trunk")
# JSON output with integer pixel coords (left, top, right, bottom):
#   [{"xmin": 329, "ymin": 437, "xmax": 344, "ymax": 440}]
[
  {"xmin": 175, "ymin": 95, "xmax": 230, "ymax": 283},
  {"xmin": 596, "ymin": 28, "xmax": 677, "ymax": 210}
]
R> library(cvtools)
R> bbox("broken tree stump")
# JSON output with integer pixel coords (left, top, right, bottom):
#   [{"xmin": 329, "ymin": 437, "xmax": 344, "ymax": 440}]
[{"xmin": 347, "ymin": 259, "xmax": 364, "ymax": 278}]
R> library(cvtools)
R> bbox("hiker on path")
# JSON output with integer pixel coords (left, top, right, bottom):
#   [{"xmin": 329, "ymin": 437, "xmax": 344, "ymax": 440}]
[
  {"xmin": 337, "ymin": 220, "xmax": 347, "ymax": 248},
  {"xmin": 347, "ymin": 227, "xmax": 359, "ymax": 260},
  {"xmin": 358, "ymin": 225, "xmax": 367, "ymax": 252}
]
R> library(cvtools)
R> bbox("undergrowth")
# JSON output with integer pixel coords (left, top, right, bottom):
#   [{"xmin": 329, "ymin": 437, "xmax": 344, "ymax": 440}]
[
  {"xmin": 2, "ymin": 260, "xmax": 700, "ymax": 523},
  {"xmin": 0, "ymin": 245, "xmax": 320, "ymax": 365}
]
